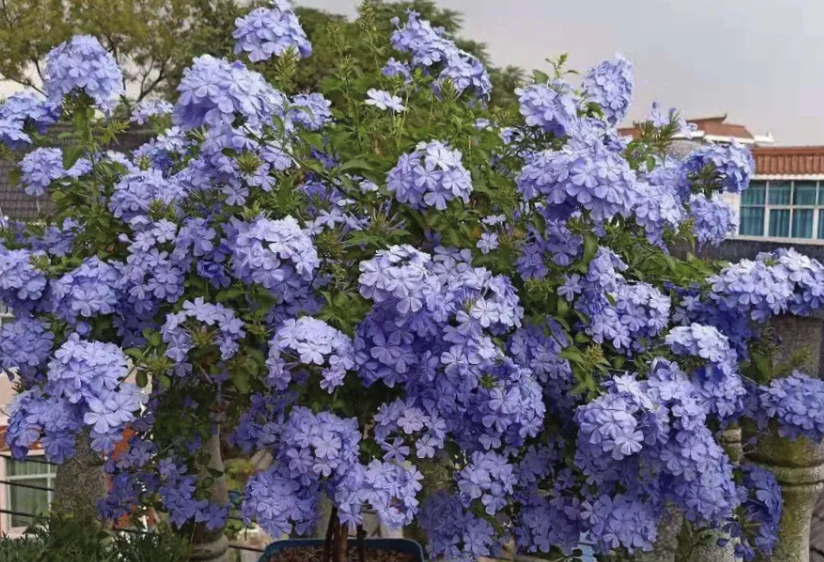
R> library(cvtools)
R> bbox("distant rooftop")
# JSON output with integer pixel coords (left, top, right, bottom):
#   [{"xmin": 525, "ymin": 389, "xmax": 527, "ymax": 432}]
[
  {"xmin": 752, "ymin": 145, "xmax": 824, "ymax": 177},
  {"xmin": 620, "ymin": 114, "xmax": 775, "ymax": 145}
]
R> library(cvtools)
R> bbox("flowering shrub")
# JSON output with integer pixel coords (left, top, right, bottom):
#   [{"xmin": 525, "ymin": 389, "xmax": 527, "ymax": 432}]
[{"xmin": 1, "ymin": 2, "xmax": 823, "ymax": 561}]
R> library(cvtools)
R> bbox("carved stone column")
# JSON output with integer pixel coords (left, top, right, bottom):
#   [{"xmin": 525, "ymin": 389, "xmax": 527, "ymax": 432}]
[
  {"xmin": 53, "ymin": 430, "xmax": 106, "ymax": 521},
  {"xmin": 747, "ymin": 427, "xmax": 824, "ymax": 562}
]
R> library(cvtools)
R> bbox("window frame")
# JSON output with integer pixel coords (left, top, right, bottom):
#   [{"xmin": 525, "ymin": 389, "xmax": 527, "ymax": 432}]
[
  {"xmin": 2, "ymin": 453, "xmax": 57, "ymax": 535},
  {"xmin": 736, "ymin": 177, "xmax": 824, "ymax": 243}
]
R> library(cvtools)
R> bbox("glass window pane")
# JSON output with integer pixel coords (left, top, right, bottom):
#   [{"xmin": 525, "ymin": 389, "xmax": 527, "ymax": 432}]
[
  {"xmin": 768, "ymin": 182, "xmax": 792, "ymax": 205},
  {"xmin": 739, "ymin": 207, "xmax": 765, "ymax": 236},
  {"xmin": 743, "ymin": 181, "xmax": 766, "ymax": 205},
  {"xmin": 8, "ymin": 459, "xmax": 50, "ymax": 477},
  {"xmin": 819, "ymin": 211, "xmax": 824, "ymax": 238},
  {"xmin": 792, "ymin": 209, "xmax": 815, "ymax": 238},
  {"xmin": 9, "ymin": 478, "xmax": 49, "ymax": 527},
  {"xmin": 769, "ymin": 209, "xmax": 791, "ymax": 237},
  {"xmin": 794, "ymin": 182, "xmax": 818, "ymax": 205}
]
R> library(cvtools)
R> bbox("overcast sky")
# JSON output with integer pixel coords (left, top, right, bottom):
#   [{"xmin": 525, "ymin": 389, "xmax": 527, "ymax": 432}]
[{"xmin": 298, "ymin": 0, "xmax": 824, "ymax": 146}]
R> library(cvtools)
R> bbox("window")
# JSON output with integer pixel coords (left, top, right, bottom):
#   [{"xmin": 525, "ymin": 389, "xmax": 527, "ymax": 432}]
[
  {"xmin": 4, "ymin": 457, "xmax": 56, "ymax": 529},
  {"xmin": 738, "ymin": 179, "xmax": 824, "ymax": 240}
]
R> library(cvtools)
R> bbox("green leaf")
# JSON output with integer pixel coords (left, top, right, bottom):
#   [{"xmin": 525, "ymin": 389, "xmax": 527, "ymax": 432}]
[
  {"xmin": 338, "ymin": 159, "xmax": 373, "ymax": 172},
  {"xmin": 582, "ymin": 232, "xmax": 598, "ymax": 265},
  {"xmin": 136, "ymin": 370, "xmax": 148, "ymax": 388},
  {"xmin": 63, "ymin": 145, "xmax": 85, "ymax": 170}
]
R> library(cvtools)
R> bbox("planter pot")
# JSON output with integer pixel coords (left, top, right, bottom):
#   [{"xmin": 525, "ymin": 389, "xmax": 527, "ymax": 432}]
[
  {"xmin": 259, "ymin": 538, "xmax": 424, "ymax": 562},
  {"xmin": 745, "ymin": 423, "xmax": 824, "ymax": 562}
]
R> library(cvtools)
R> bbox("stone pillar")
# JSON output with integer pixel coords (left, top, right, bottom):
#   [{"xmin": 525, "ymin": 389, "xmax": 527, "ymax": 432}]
[
  {"xmin": 53, "ymin": 430, "xmax": 106, "ymax": 520},
  {"xmin": 746, "ymin": 427, "xmax": 824, "ymax": 562},
  {"xmin": 768, "ymin": 314, "xmax": 824, "ymax": 376},
  {"xmin": 190, "ymin": 431, "xmax": 230, "ymax": 562}
]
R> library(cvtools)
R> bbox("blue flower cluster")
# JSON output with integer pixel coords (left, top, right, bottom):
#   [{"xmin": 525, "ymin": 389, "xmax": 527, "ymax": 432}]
[
  {"xmin": 420, "ymin": 491, "xmax": 499, "ymax": 560},
  {"xmin": 110, "ymin": 170, "xmax": 187, "ymax": 220},
  {"xmin": 733, "ymin": 465, "xmax": 782, "ymax": 561},
  {"xmin": 373, "ymin": 398, "xmax": 446, "ymax": 461},
  {"xmin": 517, "ymin": 130, "xmax": 643, "ymax": 222},
  {"xmin": 390, "ymin": 11, "xmax": 492, "ymax": 100},
  {"xmin": 233, "ymin": 0, "xmax": 311, "ymax": 62},
  {"xmin": 130, "ymin": 98, "xmax": 173, "ymax": 124},
  {"xmin": 0, "ymin": 317, "xmax": 53, "ymax": 383},
  {"xmin": 266, "ymin": 316, "xmax": 354, "ymax": 391},
  {"xmin": 289, "ymin": 93, "xmax": 333, "ymax": 130},
  {"xmin": 226, "ymin": 215, "xmax": 319, "ymax": 305},
  {"xmin": 574, "ymin": 360, "xmax": 741, "ymax": 552},
  {"xmin": 665, "ymin": 324, "xmax": 746, "ymax": 419},
  {"xmin": 8, "ymin": 335, "xmax": 142, "ymax": 459},
  {"xmin": 689, "ymin": 193, "xmax": 738, "ymax": 247},
  {"xmin": 243, "ymin": 407, "xmax": 422, "ymax": 534},
  {"xmin": 516, "ymin": 82, "xmax": 577, "ymax": 137},
  {"xmin": 50, "ymin": 257, "xmax": 122, "ymax": 327},
  {"xmin": 44, "ymin": 35, "xmax": 124, "ymax": 113},
  {"xmin": 0, "ymin": 91, "xmax": 57, "ymax": 148},
  {"xmin": 162, "ymin": 298, "xmax": 245, "ymax": 375},
  {"xmin": 387, "ymin": 140, "xmax": 472, "ymax": 210},
  {"xmin": 509, "ymin": 322, "xmax": 574, "ymax": 413},
  {"xmin": 20, "ymin": 148, "xmax": 69, "ymax": 197},
  {"xmin": 582, "ymin": 55, "xmax": 633, "ymax": 125},
  {"xmin": 0, "ymin": 245, "xmax": 48, "ymax": 313},
  {"xmin": 759, "ymin": 371, "xmax": 824, "ymax": 441},
  {"xmin": 174, "ymin": 55, "xmax": 287, "ymax": 130},
  {"xmin": 682, "ymin": 142, "xmax": 754, "ymax": 194}
]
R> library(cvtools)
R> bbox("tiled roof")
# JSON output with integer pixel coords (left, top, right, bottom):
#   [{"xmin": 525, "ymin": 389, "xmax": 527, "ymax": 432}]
[
  {"xmin": 0, "ymin": 128, "xmax": 155, "ymax": 221},
  {"xmin": 619, "ymin": 114, "xmax": 755, "ymax": 141},
  {"xmin": 753, "ymin": 145, "xmax": 824, "ymax": 176},
  {"xmin": 688, "ymin": 115, "xmax": 754, "ymax": 140}
]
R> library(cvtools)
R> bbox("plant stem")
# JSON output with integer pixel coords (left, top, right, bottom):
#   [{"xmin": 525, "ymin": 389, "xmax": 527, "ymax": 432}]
[
  {"xmin": 357, "ymin": 524, "xmax": 366, "ymax": 562},
  {"xmin": 336, "ymin": 521, "xmax": 349, "ymax": 562},
  {"xmin": 324, "ymin": 507, "xmax": 339, "ymax": 562}
]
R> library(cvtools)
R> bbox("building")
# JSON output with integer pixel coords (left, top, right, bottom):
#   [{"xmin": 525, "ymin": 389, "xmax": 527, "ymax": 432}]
[
  {"xmin": 717, "ymin": 146, "xmax": 824, "ymax": 263},
  {"xmin": 619, "ymin": 113, "xmax": 775, "ymax": 146}
]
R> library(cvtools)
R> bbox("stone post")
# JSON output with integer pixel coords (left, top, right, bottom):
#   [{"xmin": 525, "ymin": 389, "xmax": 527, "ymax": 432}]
[
  {"xmin": 53, "ymin": 429, "xmax": 106, "ymax": 520},
  {"xmin": 740, "ymin": 314, "xmax": 824, "ymax": 562},
  {"xmin": 190, "ymin": 431, "xmax": 230, "ymax": 562},
  {"xmin": 746, "ymin": 427, "xmax": 824, "ymax": 562},
  {"xmin": 767, "ymin": 314, "xmax": 824, "ymax": 376}
]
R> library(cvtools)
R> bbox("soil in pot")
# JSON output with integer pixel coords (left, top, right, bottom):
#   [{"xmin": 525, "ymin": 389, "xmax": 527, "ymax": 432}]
[{"xmin": 265, "ymin": 545, "xmax": 416, "ymax": 562}]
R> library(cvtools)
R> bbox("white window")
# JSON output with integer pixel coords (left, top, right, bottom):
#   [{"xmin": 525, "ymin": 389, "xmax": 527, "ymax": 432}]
[
  {"xmin": 3, "ymin": 456, "xmax": 56, "ymax": 532},
  {"xmin": 739, "ymin": 179, "xmax": 824, "ymax": 240}
]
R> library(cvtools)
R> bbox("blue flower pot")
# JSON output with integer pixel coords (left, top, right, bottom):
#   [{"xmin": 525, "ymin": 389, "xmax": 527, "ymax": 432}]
[{"xmin": 259, "ymin": 538, "xmax": 425, "ymax": 562}]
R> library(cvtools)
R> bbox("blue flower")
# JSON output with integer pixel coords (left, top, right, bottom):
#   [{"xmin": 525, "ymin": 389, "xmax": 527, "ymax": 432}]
[
  {"xmin": 582, "ymin": 55, "xmax": 633, "ymax": 125},
  {"xmin": 365, "ymin": 89, "xmax": 406, "ymax": 112},
  {"xmin": 130, "ymin": 98, "xmax": 173, "ymax": 124},
  {"xmin": 266, "ymin": 316, "xmax": 355, "ymax": 392},
  {"xmin": 387, "ymin": 140, "xmax": 472, "ymax": 210},
  {"xmin": 517, "ymin": 81, "xmax": 578, "ymax": 137},
  {"xmin": 44, "ymin": 35, "xmax": 124, "ymax": 113},
  {"xmin": 233, "ymin": 0, "xmax": 311, "ymax": 62}
]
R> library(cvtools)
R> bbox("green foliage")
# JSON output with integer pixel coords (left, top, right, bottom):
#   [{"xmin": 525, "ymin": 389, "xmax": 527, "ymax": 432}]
[{"xmin": 0, "ymin": 513, "xmax": 190, "ymax": 562}]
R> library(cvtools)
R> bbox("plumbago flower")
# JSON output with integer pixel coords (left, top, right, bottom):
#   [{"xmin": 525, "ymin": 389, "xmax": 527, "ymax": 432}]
[
  {"xmin": 43, "ymin": 35, "xmax": 124, "ymax": 113},
  {"xmin": 0, "ymin": 12, "xmax": 811, "ymax": 562},
  {"xmin": 266, "ymin": 316, "xmax": 355, "ymax": 391},
  {"xmin": 233, "ymin": 0, "xmax": 311, "ymax": 62},
  {"xmin": 386, "ymin": 140, "xmax": 472, "ymax": 210}
]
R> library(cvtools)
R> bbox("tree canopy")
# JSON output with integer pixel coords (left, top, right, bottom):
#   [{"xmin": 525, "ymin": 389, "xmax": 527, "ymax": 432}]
[{"xmin": 0, "ymin": 0, "xmax": 524, "ymax": 107}]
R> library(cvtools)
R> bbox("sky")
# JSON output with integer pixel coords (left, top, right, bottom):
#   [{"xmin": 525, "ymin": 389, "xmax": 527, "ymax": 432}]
[{"xmin": 297, "ymin": 0, "xmax": 824, "ymax": 146}]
